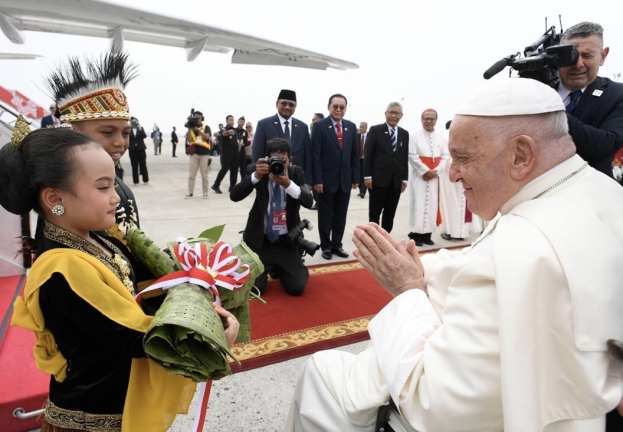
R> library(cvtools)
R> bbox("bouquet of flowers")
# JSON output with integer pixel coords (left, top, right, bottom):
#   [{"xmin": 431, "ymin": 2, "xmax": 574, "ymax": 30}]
[{"xmin": 125, "ymin": 225, "xmax": 264, "ymax": 382}]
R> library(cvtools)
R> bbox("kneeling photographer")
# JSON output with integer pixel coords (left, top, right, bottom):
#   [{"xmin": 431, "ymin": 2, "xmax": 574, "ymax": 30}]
[{"xmin": 230, "ymin": 138, "xmax": 315, "ymax": 296}]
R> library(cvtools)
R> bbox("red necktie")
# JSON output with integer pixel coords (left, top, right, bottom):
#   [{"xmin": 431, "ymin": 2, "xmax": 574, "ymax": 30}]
[
  {"xmin": 336, "ymin": 122, "xmax": 343, "ymax": 149},
  {"xmin": 360, "ymin": 134, "xmax": 364, "ymax": 157}
]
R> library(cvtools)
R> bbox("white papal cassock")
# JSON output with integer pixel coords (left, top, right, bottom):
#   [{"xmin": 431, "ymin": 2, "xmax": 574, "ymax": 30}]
[
  {"xmin": 408, "ymin": 129, "xmax": 449, "ymax": 234},
  {"xmin": 285, "ymin": 155, "xmax": 623, "ymax": 432}
]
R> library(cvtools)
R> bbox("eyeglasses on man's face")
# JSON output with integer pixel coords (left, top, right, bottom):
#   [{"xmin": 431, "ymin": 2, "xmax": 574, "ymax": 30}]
[{"xmin": 279, "ymin": 101, "xmax": 296, "ymax": 108}]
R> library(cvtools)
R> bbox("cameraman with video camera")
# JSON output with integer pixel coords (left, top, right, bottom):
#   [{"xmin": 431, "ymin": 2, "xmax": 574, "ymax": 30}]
[
  {"xmin": 230, "ymin": 137, "xmax": 315, "ymax": 296},
  {"xmin": 485, "ymin": 21, "xmax": 623, "ymax": 179},
  {"xmin": 185, "ymin": 110, "xmax": 212, "ymax": 198},
  {"xmin": 557, "ymin": 22, "xmax": 623, "ymax": 179}
]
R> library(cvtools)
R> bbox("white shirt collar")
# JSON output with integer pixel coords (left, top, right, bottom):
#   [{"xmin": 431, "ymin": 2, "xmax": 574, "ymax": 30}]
[
  {"xmin": 557, "ymin": 82, "xmax": 587, "ymax": 105},
  {"xmin": 277, "ymin": 113, "xmax": 291, "ymax": 127}
]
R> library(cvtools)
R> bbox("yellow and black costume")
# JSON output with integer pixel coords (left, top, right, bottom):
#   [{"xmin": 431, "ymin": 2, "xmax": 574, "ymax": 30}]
[{"xmin": 12, "ymin": 222, "xmax": 195, "ymax": 431}]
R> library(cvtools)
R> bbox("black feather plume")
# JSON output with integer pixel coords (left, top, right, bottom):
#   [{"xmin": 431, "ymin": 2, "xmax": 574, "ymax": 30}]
[{"xmin": 44, "ymin": 51, "xmax": 138, "ymax": 108}]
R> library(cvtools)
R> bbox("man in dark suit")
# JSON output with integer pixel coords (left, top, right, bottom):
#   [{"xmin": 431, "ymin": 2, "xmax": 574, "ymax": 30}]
[
  {"xmin": 357, "ymin": 121, "xmax": 368, "ymax": 198},
  {"xmin": 312, "ymin": 94, "xmax": 360, "ymax": 260},
  {"xmin": 363, "ymin": 103, "xmax": 409, "ymax": 233},
  {"xmin": 212, "ymin": 115, "xmax": 238, "ymax": 193},
  {"xmin": 558, "ymin": 22, "xmax": 623, "ymax": 178},
  {"xmin": 252, "ymin": 89, "xmax": 312, "ymax": 184},
  {"xmin": 231, "ymin": 138, "xmax": 313, "ymax": 296},
  {"xmin": 128, "ymin": 116, "xmax": 149, "ymax": 185},
  {"xmin": 171, "ymin": 126, "xmax": 178, "ymax": 157},
  {"xmin": 40, "ymin": 103, "xmax": 60, "ymax": 128}
]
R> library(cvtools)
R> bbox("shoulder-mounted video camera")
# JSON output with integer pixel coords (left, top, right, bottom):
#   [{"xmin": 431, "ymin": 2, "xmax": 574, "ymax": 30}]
[
  {"xmin": 185, "ymin": 108, "xmax": 199, "ymax": 129},
  {"xmin": 483, "ymin": 17, "xmax": 578, "ymax": 87}
]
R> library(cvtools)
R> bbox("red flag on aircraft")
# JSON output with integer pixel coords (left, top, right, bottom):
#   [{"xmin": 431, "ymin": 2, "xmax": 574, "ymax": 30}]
[{"xmin": 0, "ymin": 86, "xmax": 47, "ymax": 119}]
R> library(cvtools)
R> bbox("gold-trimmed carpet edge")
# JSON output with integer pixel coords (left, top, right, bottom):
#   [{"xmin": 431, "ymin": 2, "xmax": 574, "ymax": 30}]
[{"xmin": 230, "ymin": 314, "xmax": 375, "ymax": 362}]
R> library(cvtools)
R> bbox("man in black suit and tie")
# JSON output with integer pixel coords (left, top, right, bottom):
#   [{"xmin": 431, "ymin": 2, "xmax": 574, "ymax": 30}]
[
  {"xmin": 40, "ymin": 103, "xmax": 60, "ymax": 128},
  {"xmin": 558, "ymin": 22, "xmax": 623, "ymax": 178},
  {"xmin": 231, "ymin": 138, "xmax": 313, "ymax": 296},
  {"xmin": 357, "ymin": 121, "xmax": 368, "ymax": 198},
  {"xmin": 363, "ymin": 103, "xmax": 409, "ymax": 233},
  {"xmin": 128, "ymin": 116, "xmax": 149, "ymax": 185},
  {"xmin": 312, "ymin": 94, "xmax": 360, "ymax": 260},
  {"xmin": 171, "ymin": 126, "xmax": 178, "ymax": 157},
  {"xmin": 252, "ymin": 89, "xmax": 312, "ymax": 184}
]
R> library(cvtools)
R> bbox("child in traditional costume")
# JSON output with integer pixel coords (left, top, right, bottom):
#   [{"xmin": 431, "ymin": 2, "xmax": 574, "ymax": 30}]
[
  {"xmin": 0, "ymin": 126, "xmax": 239, "ymax": 431},
  {"xmin": 43, "ymin": 52, "xmax": 141, "ymax": 243}
]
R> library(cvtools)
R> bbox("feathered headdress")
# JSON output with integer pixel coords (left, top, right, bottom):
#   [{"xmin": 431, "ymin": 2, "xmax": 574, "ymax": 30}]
[{"xmin": 44, "ymin": 52, "xmax": 138, "ymax": 123}]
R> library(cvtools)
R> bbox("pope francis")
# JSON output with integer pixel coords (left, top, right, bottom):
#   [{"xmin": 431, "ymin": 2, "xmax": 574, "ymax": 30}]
[{"xmin": 284, "ymin": 78, "xmax": 623, "ymax": 432}]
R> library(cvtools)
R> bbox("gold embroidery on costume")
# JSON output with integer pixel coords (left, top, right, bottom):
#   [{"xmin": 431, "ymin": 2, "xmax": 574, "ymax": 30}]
[
  {"xmin": 45, "ymin": 399, "xmax": 122, "ymax": 432},
  {"xmin": 105, "ymin": 181, "xmax": 137, "ymax": 245},
  {"xmin": 44, "ymin": 221, "xmax": 136, "ymax": 295}
]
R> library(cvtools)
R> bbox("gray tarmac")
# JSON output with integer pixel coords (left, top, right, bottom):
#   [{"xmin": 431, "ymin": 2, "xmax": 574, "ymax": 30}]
[{"xmin": 25, "ymin": 140, "xmax": 476, "ymax": 432}]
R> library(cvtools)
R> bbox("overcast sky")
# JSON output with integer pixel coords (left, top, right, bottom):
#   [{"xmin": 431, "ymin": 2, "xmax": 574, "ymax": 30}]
[{"xmin": 1, "ymin": 0, "xmax": 622, "ymax": 134}]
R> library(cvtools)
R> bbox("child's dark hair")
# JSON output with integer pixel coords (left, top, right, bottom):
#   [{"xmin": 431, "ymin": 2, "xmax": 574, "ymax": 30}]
[
  {"xmin": 265, "ymin": 137, "xmax": 291, "ymax": 159},
  {"xmin": 0, "ymin": 128, "xmax": 97, "ymax": 215}
]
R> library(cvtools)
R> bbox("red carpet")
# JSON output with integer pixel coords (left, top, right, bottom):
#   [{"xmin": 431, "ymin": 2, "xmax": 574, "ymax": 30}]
[
  {"xmin": 0, "ymin": 275, "xmax": 48, "ymax": 432},
  {"xmin": 230, "ymin": 260, "xmax": 392, "ymax": 372}
]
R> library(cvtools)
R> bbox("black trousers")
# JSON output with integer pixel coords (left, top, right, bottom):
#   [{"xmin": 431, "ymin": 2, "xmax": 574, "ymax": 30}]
[
  {"xmin": 128, "ymin": 148, "xmax": 148, "ymax": 184},
  {"xmin": 368, "ymin": 183, "xmax": 402, "ymax": 233},
  {"xmin": 250, "ymin": 236, "xmax": 309, "ymax": 296},
  {"xmin": 239, "ymin": 149, "xmax": 250, "ymax": 179},
  {"xmin": 213, "ymin": 146, "xmax": 239, "ymax": 188},
  {"xmin": 172, "ymin": 142, "xmax": 177, "ymax": 156},
  {"xmin": 318, "ymin": 187, "xmax": 351, "ymax": 251},
  {"xmin": 358, "ymin": 158, "xmax": 367, "ymax": 196}
]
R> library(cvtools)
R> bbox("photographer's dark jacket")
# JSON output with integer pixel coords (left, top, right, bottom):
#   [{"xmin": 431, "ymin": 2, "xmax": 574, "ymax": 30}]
[
  {"xmin": 230, "ymin": 164, "xmax": 313, "ymax": 250},
  {"xmin": 565, "ymin": 76, "xmax": 623, "ymax": 178}
]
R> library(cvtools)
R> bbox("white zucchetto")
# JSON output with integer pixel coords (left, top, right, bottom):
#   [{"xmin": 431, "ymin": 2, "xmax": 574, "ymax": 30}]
[{"xmin": 457, "ymin": 78, "xmax": 565, "ymax": 116}]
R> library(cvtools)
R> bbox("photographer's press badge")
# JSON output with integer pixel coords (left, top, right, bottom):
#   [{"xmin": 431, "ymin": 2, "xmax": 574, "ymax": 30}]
[{"xmin": 272, "ymin": 210, "xmax": 287, "ymax": 230}]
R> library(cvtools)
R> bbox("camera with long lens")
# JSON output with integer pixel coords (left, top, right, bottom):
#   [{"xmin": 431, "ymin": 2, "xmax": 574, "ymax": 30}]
[
  {"xmin": 266, "ymin": 156, "xmax": 286, "ymax": 175},
  {"xmin": 184, "ymin": 108, "xmax": 199, "ymax": 129},
  {"xmin": 287, "ymin": 219, "xmax": 320, "ymax": 257},
  {"xmin": 483, "ymin": 17, "xmax": 579, "ymax": 87}
]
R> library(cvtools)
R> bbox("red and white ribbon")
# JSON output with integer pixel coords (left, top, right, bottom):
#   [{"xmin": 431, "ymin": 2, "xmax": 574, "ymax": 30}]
[{"xmin": 135, "ymin": 241, "xmax": 250, "ymax": 305}]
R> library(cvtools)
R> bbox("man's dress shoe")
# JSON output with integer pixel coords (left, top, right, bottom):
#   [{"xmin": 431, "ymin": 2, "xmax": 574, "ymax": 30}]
[
  {"xmin": 422, "ymin": 239, "xmax": 435, "ymax": 246},
  {"xmin": 332, "ymin": 248, "xmax": 349, "ymax": 258},
  {"xmin": 321, "ymin": 250, "xmax": 332, "ymax": 260},
  {"xmin": 441, "ymin": 233, "xmax": 464, "ymax": 241},
  {"xmin": 415, "ymin": 241, "xmax": 424, "ymax": 247}
]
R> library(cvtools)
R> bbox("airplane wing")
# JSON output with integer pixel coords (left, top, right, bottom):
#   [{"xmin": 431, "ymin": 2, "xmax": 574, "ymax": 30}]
[
  {"xmin": 0, "ymin": 53, "xmax": 40, "ymax": 59},
  {"xmin": 0, "ymin": 0, "xmax": 358, "ymax": 70}
]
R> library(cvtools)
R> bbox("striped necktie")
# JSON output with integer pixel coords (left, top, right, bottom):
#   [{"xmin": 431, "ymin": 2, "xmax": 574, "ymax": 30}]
[
  {"xmin": 267, "ymin": 181, "xmax": 282, "ymax": 243},
  {"xmin": 390, "ymin": 128, "xmax": 397, "ymax": 151}
]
